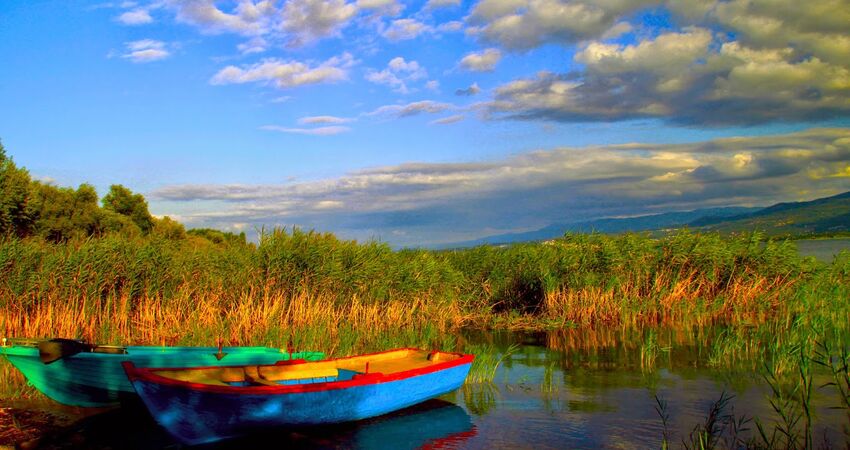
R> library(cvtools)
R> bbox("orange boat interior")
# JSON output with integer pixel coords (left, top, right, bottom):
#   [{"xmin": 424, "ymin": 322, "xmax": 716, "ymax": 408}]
[{"xmin": 148, "ymin": 348, "xmax": 465, "ymax": 387}]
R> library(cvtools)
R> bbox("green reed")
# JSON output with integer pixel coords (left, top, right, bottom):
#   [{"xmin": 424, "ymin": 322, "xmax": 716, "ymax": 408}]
[
  {"xmin": 2, "ymin": 229, "xmax": 848, "ymax": 401},
  {"xmin": 657, "ymin": 340, "xmax": 850, "ymax": 450},
  {"xmin": 465, "ymin": 343, "xmax": 518, "ymax": 384}
]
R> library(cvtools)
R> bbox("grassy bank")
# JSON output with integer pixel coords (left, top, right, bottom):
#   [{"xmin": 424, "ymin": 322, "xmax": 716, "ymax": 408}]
[{"xmin": 2, "ymin": 228, "xmax": 849, "ymax": 399}]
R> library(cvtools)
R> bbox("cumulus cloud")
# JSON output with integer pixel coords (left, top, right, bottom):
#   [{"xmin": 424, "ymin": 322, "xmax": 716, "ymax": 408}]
[
  {"xmin": 368, "ymin": 100, "xmax": 453, "ymax": 117},
  {"xmin": 356, "ymin": 0, "xmax": 403, "ymax": 17},
  {"xmin": 486, "ymin": 26, "xmax": 850, "ymax": 124},
  {"xmin": 152, "ymin": 128, "xmax": 850, "ymax": 246},
  {"xmin": 455, "ymin": 82, "xmax": 481, "ymax": 96},
  {"xmin": 424, "ymin": 0, "xmax": 461, "ymax": 10},
  {"xmin": 365, "ymin": 57, "xmax": 429, "ymax": 93},
  {"xmin": 466, "ymin": 0, "xmax": 652, "ymax": 50},
  {"xmin": 117, "ymin": 8, "xmax": 153, "ymax": 25},
  {"xmin": 260, "ymin": 125, "xmax": 351, "ymax": 135},
  {"xmin": 168, "ymin": 0, "xmax": 276, "ymax": 36},
  {"xmin": 382, "ymin": 18, "xmax": 431, "ymax": 40},
  {"xmin": 210, "ymin": 53, "xmax": 354, "ymax": 88},
  {"xmin": 459, "ymin": 48, "xmax": 501, "ymax": 72},
  {"xmin": 165, "ymin": 0, "xmax": 358, "ymax": 46},
  {"xmin": 281, "ymin": 0, "xmax": 358, "ymax": 45},
  {"xmin": 121, "ymin": 39, "xmax": 170, "ymax": 62},
  {"xmin": 703, "ymin": 0, "xmax": 850, "ymax": 66}
]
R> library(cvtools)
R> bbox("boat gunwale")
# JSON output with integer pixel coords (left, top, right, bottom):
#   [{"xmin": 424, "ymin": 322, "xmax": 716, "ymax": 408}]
[
  {"xmin": 123, "ymin": 347, "xmax": 474, "ymax": 395},
  {"xmin": 1, "ymin": 345, "xmax": 313, "ymax": 357}
]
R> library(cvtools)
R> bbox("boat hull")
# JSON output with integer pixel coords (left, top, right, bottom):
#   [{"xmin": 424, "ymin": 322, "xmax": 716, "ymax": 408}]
[
  {"xmin": 127, "ymin": 356, "xmax": 472, "ymax": 445},
  {"xmin": 2, "ymin": 346, "xmax": 324, "ymax": 407}
]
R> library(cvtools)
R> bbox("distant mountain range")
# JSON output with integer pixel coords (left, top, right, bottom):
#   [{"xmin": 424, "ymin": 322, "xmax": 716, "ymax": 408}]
[
  {"xmin": 445, "ymin": 190, "xmax": 850, "ymax": 248},
  {"xmin": 692, "ymin": 190, "xmax": 850, "ymax": 235}
]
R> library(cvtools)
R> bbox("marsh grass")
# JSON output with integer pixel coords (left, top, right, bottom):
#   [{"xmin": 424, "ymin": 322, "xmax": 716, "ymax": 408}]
[
  {"xmin": 640, "ymin": 329, "xmax": 671, "ymax": 371},
  {"xmin": 657, "ymin": 340, "xmax": 850, "ymax": 450},
  {"xmin": 465, "ymin": 343, "xmax": 518, "ymax": 384},
  {"xmin": 2, "ymin": 229, "xmax": 849, "ymax": 400}
]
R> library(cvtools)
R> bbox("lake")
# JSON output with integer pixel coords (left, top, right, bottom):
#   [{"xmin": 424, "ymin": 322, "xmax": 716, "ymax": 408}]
[
  {"xmin": 796, "ymin": 238, "xmax": 850, "ymax": 262},
  {"xmin": 4, "ymin": 327, "xmax": 848, "ymax": 449}
]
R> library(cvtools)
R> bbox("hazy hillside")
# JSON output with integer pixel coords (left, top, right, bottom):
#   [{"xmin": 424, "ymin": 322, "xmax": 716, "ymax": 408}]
[
  {"xmin": 445, "ymin": 206, "xmax": 759, "ymax": 248},
  {"xmin": 445, "ymin": 190, "xmax": 850, "ymax": 248},
  {"xmin": 692, "ymin": 191, "xmax": 850, "ymax": 235}
]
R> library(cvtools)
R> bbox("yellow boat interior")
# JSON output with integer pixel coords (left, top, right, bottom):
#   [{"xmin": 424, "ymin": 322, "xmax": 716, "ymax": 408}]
[{"xmin": 149, "ymin": 348, "xmax": 465, "ymax": 387}]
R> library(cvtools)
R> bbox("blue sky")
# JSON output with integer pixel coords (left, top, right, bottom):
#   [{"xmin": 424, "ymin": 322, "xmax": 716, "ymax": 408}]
[{"xmin": 2, "ymin": 0, "xmax": 849, "ymax": 246}]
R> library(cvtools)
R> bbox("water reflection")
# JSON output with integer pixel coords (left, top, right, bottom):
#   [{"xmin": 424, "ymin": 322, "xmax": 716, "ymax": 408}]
[
  {"xmin": 10, "ymin": 326, "xmax": 850, "ymax": 448},
  {"xmin": 457, "ymin": 328, "xmax": 849, "ymax": 449},
  {"xmin": 220, "ymin": 399, "xmax": 475, "ymax": 449},
  {"xmin": 30, "ymin": 399, "xmax": 475, "ymax": 449}
]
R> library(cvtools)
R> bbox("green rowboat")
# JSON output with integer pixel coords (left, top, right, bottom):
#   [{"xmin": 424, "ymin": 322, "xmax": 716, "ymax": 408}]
[{"xmin": 1, "ymin": 338, "xmax": 324, "ymax": 407}]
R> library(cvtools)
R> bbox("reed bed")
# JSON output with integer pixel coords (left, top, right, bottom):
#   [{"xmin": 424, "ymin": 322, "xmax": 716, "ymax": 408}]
[{"xmin": 1, "ymin": 228, "xmax": 848, "ymax": 399}]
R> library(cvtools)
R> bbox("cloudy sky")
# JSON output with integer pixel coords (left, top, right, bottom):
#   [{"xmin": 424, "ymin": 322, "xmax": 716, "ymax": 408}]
[{"xmin": 1, "ymin": 0, "xmax": 849, "ymax": 246}]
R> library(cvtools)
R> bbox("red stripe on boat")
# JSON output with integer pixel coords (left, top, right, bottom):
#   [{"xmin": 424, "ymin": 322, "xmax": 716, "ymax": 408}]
[{"xmin": 122, "ymin": 348, "xmax": 474, "ymax": 395}]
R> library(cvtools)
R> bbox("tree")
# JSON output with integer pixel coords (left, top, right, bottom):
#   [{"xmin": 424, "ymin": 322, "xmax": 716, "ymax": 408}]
[
  {"xmin": 102, "ymin": 184, "xmax": 154, "ymax": 233},
  {"xmin": 0, "ymin": 140, "xmax": 33, "ymax": 237},
  {"xmin": 187, "ymin": 228, "xmax": 247, "ymax": 246},
  {"xmin": 152, "ymin": 216, "xmax": 186, "ymax": 240},
  {"xmin": 26, "ymin": 182, "xmax": 101, "ymax": 242}
]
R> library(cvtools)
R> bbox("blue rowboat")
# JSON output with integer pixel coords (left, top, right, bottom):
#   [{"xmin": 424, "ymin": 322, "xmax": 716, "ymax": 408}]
[
  {"xmin": 1, "ymin": 338, "xmax": 324, "ymax": 407},
  {"xmin": 124, "ymin": 347, "xmax": 474, "ymax": 445}
]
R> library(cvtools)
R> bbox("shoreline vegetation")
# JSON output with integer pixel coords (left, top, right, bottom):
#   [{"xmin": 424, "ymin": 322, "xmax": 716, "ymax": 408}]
[
  {"xmin": 2, "ymin": 227, "xmax": 849, "ymax": 398},
  {"xmin": 3, "ymin": 142, "xmax": 850, "ymax": 447}
]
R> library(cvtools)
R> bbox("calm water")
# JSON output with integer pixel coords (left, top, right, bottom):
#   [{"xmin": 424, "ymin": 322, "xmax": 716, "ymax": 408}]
[
  {"xmin": 11, "ymin": 328, "xmax": 849, "ymax": 449},
  {"xmin": 796, "ymin": 238, "xmax": 850, "ymax": 262}
]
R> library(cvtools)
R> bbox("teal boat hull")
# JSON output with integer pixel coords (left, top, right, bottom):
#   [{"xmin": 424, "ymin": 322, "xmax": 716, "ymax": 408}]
[{"xmin": 2, "ymin": 345, "xmax": 324, "ymax": 407}]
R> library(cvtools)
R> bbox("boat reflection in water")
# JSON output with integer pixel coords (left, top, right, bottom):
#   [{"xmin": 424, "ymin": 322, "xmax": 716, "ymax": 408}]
[
  {"xmin": 220, "ymin": 399, "xmax": 476, "ymax": 449},
  {"xmin": 30, "ymin": 399, "xmax": 475, "ymax": 449}
]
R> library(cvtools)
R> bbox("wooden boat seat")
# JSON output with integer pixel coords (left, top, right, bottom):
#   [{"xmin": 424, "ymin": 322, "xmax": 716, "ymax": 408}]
[
  {"xmin": 243, "ymin": 366, "xmax": 279, "ymax": 387},
  {"xmin": 92, "ymin": 346, "xmax": 128, "ymax": 354},
  {"xmin": 151, "ymin": 349, "xmax": 465, "ymax": 388}
]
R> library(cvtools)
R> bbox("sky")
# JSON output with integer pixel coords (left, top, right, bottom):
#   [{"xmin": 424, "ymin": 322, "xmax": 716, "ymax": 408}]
[{"xmin": 1, "ymin": 0, "xmax": 849, "ymax": 247}]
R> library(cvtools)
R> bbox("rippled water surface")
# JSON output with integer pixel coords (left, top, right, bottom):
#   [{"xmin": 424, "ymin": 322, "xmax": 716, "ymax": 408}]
[{"xmin": 7, "ymin": 328, "xmax": 850, "ymax": 449}]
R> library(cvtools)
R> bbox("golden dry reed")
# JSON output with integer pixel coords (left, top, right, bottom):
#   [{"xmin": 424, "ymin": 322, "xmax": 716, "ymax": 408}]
[{"xmin": 2, "ymin": 228, "xmax": 848, "ymax": 399}]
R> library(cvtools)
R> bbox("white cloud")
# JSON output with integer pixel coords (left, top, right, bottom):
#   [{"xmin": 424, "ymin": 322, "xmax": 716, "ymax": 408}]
[
  {"xmin": 153, "ymin": 128, "xmax": 850, "ymax": 246},
  {"xmin": 424, "ymin": 0, "xmax": 461, "ymax": 9},
  {"xmin": 237, "ymin": 37, "xmax": 268, "ymax": 54},
  {"xmin": 436, "ymin": 20, "xmax": 463, "ymax": 32},
  {"xmin": 298, "ymin": 115, "xmax": 353, "ymax": 124},
  {"xmin": 365, "ymin": 57, "xmax": 429, "ymax": 93},
  {"xmin": 117, "ymin": 8, "xmax": 153, "ymax": 25},
  {"xmin": 210, "ymin": 53, "xmax": 355, "ymax": 88},
  {"xmin": 430, "ymin": 114, "xmax": 464, "ymax": 124},
  {"xmin": 368, "ymin": 100, "xmax": 453, "ymax": 117},
  {"xmin": 486, "ymin": 25, "xmax": 850, "ymax": 124},
  {"xmin": 356, "ymin": 0, "xmax": 403, "ymax": 16},
  {"xmin": 455, "ymin": 82, "xmax": 481, "ymax": 96},
  {"xmin": 121, "ymin": 39, "xmax": 170, "ymax": 63},
  {"xmin": 169, "ymin": 0, "xmax": 276, "ymax": 36},
  {"xmin": 281, "ymin": 0, "xmax": 358, "ymax": 46},
  {"xmin": 260, "ymin": 125, "xmax": 351, "ymax": 135},
  {"xmin": 382, "ymin": 18, "xmax": 431, "ymax": 41},
  {"xmin": 466, "ymin": 0, "xmax": 653, "ymax": 50},
  {"xmin": 574, "ymin": 27, "xmax": 712, "ymax": 75},
  {"xmin": 459, "ymin": 48, "xmax": 501, "ymax": 72}
]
